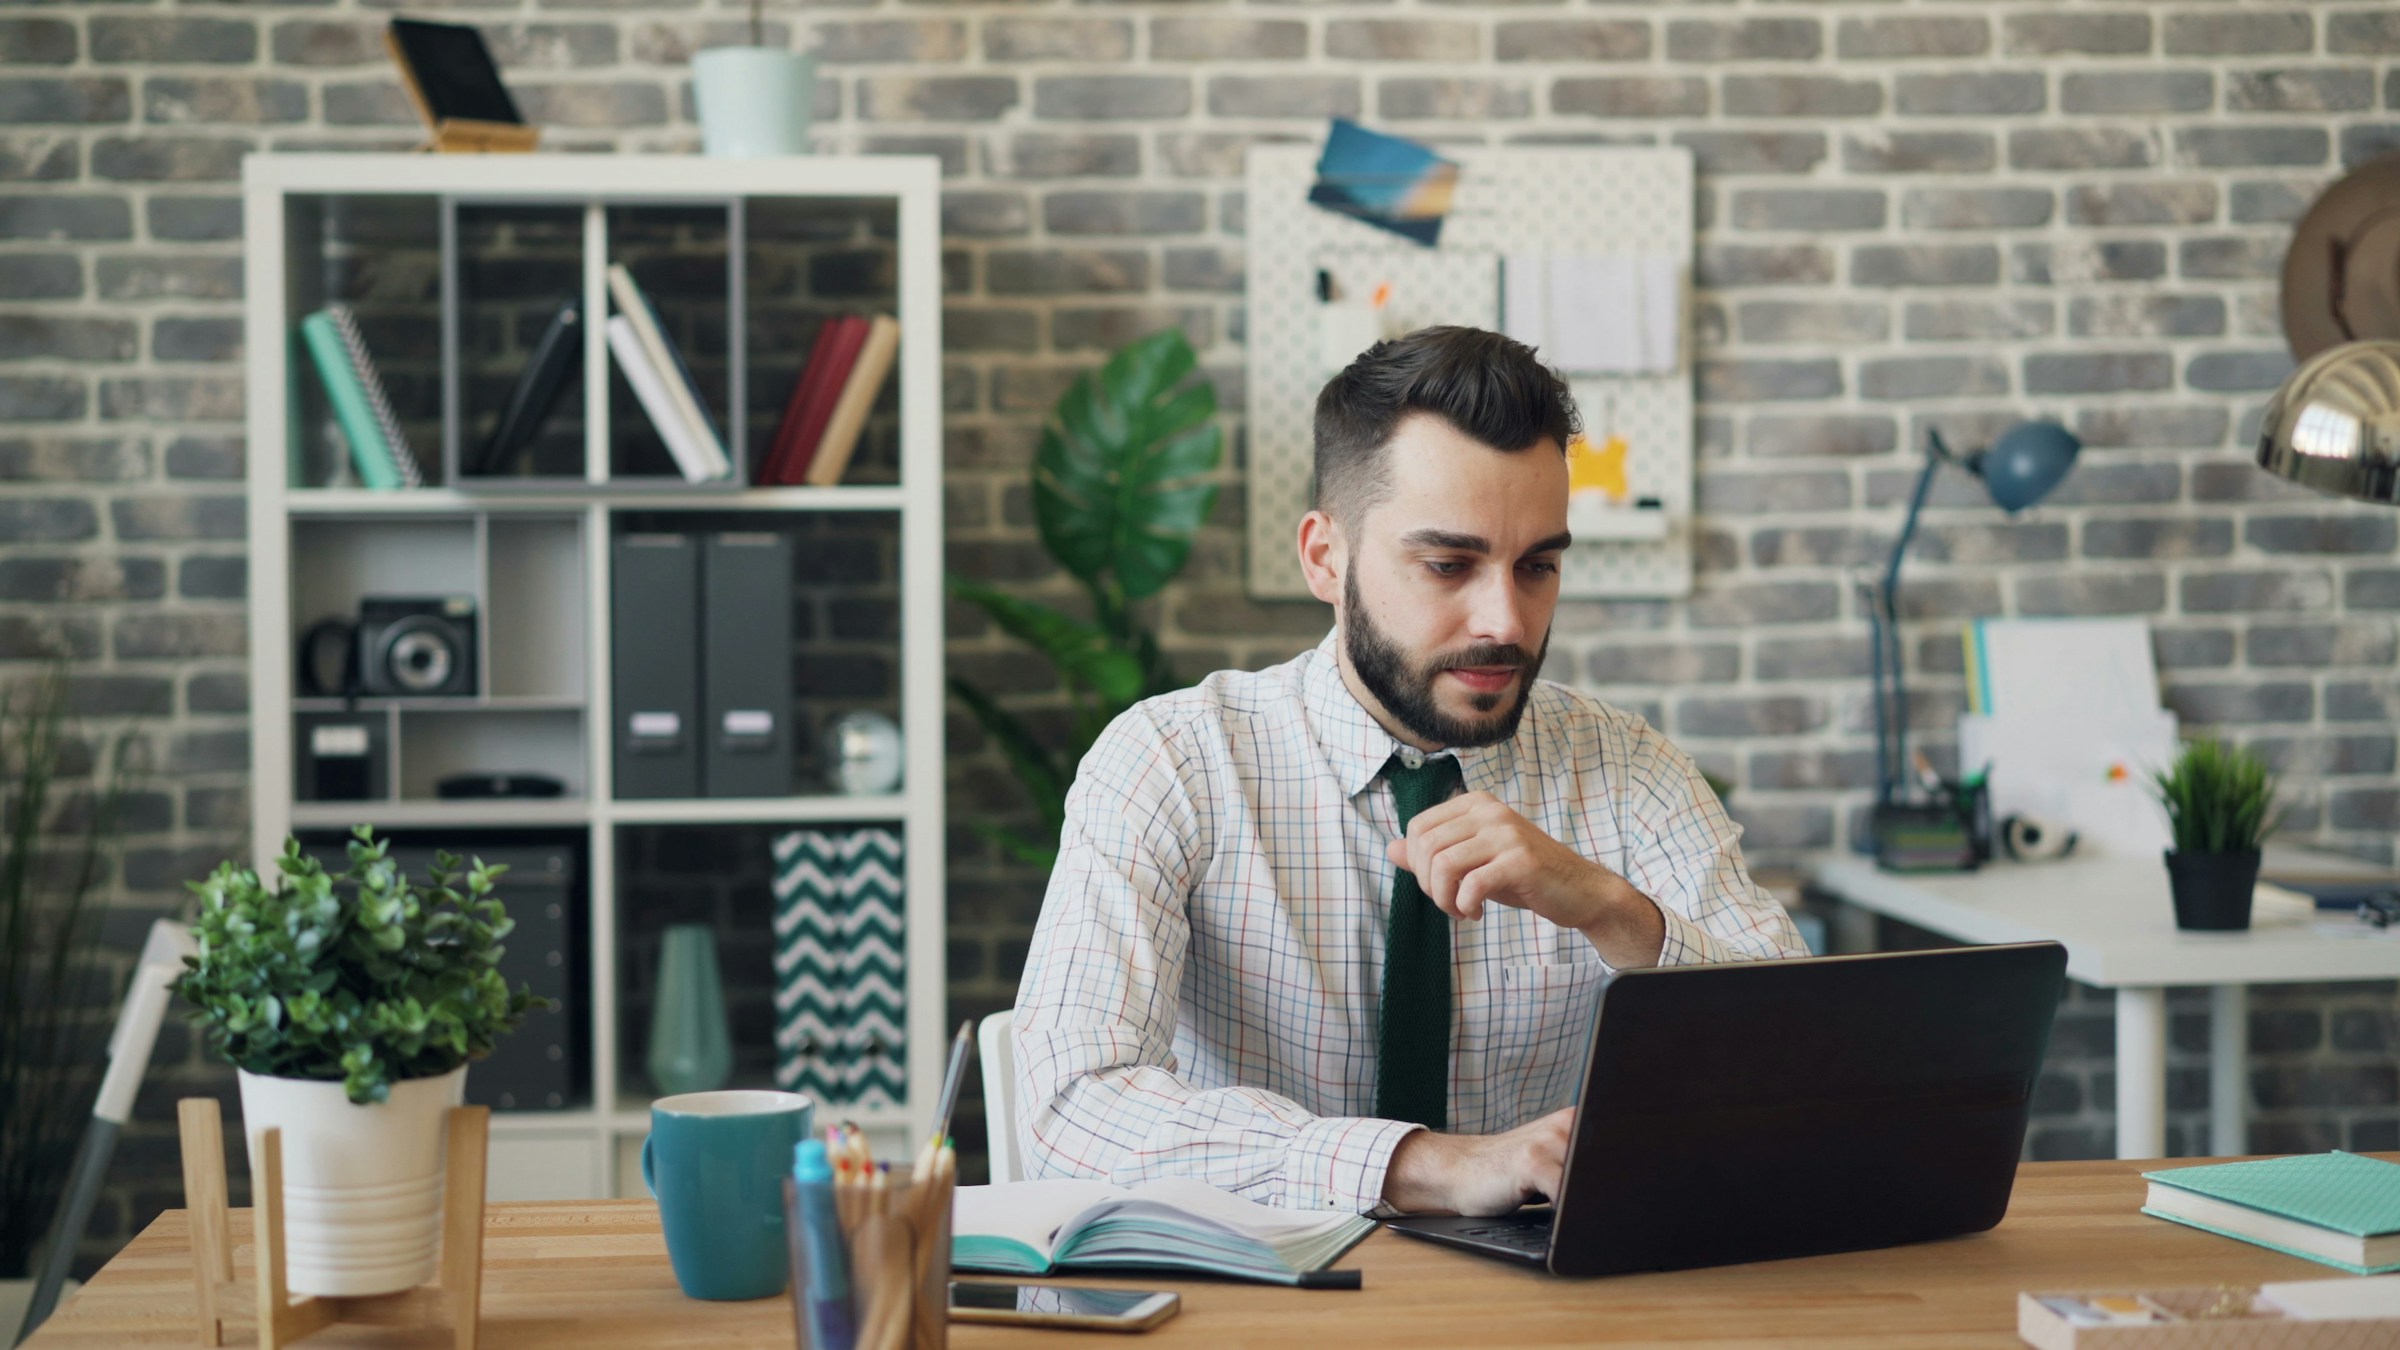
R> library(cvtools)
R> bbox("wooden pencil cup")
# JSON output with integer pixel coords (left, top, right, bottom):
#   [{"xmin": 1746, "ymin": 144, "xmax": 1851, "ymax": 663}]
[
  {"xmin": 175, "ymin": 1097, "xmax": 489, "ymax": 1349},
  {"xmin": 785, "ymin": 1163, "xmax": 951, "ymax": 1350}
]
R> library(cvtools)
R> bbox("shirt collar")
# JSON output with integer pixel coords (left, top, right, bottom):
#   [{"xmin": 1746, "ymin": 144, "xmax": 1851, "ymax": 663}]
[{"xmin": 1300, "ymin": 630, "xmax": 1525, "ymax": 802}]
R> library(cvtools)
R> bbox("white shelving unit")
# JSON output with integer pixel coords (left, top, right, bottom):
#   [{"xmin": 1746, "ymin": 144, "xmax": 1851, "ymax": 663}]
[{"xmin": 242, "ymin": 155, "xmax": 946, "ymax": 1201}]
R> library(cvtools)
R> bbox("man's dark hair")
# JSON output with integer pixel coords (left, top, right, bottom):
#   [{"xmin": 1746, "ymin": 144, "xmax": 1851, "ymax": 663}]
[{"xmin": 1311, "ymin": 325, "xmax": 1579, "ymax": 524}]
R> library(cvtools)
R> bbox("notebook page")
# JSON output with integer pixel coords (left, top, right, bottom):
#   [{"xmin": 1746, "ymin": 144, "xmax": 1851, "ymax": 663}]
[{"xmin": 952, "ymin": 1179, "xmax": 1128, "ymax": 1262}]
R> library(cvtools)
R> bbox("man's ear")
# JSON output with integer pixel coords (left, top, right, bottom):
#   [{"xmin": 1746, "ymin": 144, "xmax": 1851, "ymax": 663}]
[{"xmin": 1296, "ymin": 509, "xmax": 1346, "ymax": 607}]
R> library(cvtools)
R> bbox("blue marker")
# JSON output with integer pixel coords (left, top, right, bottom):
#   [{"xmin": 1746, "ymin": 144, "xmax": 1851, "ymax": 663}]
[{"xmin": 791, "ymin": 1140, "xmax": 856, "ymax": 1350}]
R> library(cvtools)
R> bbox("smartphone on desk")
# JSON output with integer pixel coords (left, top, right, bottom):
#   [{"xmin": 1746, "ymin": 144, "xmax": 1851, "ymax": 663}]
[{"xmin": 948, "ymin": 1281, "xmax": 1180, "ymax": 1332}]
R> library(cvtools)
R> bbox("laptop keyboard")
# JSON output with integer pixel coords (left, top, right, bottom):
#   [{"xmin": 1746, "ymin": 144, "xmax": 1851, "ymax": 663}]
[{"xmin": 1451, "ymin": 1217, "xmax": 1553, "ymax": 1253}]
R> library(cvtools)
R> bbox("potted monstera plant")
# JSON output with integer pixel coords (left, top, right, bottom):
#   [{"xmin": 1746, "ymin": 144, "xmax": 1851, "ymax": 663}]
[{"xmin": 172, "ymin": 829, "xmax": 546, "ymax": 1297}]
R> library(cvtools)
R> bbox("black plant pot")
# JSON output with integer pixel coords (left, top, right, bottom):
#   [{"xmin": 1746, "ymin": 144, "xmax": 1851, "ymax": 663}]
[{"xmin": 2164, "ymin": 849, "xmax": 2261, "ymax": 931}]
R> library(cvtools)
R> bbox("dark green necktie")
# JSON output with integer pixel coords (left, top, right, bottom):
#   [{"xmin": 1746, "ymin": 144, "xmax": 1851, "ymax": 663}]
[{"xmin": 1376, "ymin": 751, "xmax": 1464, "ymax": 1131}]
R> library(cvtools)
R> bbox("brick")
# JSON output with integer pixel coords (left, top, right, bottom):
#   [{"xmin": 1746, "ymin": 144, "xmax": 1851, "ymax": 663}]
[
  {"xmin": 1051, "ymin": 304, "xmax": 1212, "ymax": 352},
  {"xmin": 112, "ymin": 495, "xmax": 244, "ymax": 542},
  {"xmin": 2010, "ymin": 127, "xmax": 2158, "ymax": 172},
  {"xmin": 2187, "ymin": 350, "xmax": 2294, "ymax": 393},
  {"xmin": 89, "ymin": 18, "xmax": 255, "ymax": 64},
  {"xmin": 2328, "ymin": 678, "xmax": 2400, "ymax": 723},
  {"xmin": 178, "ymin": 556, "xmax": 246, "ymax": 600},
  {"xmin": 1723, "ymin": 76, "xmax": 1879, "ymax": 119},
  {"xmin": 1326, "ymin": 20, "xmax": 1477, "ymax": 63},
  {"xmin": 1724, "ymin": 804, "xmax": 1834, "ymax": 852},
  {"xmin": 0, "ymin": 557, "xmax": 163, "ymax": 603},
  {"xmin": 1698, "ymin": 359, "xmax": 1840, "ymax": 404},
  {"xmin": 2193, "ymin": 461, "xmax": 2321, "ymax": 504},
  {"xmin": 1698, "ymin": 469, "xmax": 1850, "ymax": 514},
  {"xmin": 1675, "ymin": 694, "xmax": 1827, "ymax": 738},
  {"xmin": 2066, "ymin": 182, "xmax": 2217, "ymax": 227},
  {"xmin": 994, "ymin": 132, "xmax": 1138, "ymax": 179},
  {"xmin": 1859, "ymin": 356, "xmax": 2007, "ymax": 402},
  {"xmin": 1495, "ymin": 21, "xmax": 1648, "ymax": 63},
  {"xmin": 1916, "ymin": 522, "xmax": 2069, "ymax": 565},
  {"xmin": 320, "ymin": 80, "xmax": 415, "ymax": 126},
  {"xmin": 1666, "ymin": 19, "xmax": 1819, "ymax": 63},
  {"xmin": 2164, "ymin": 12, "xmax": 2313, "ymax": 57},
  {"xmin": 2082, "ymin": 518, "xmax": 2233, "ymax": 560},
  {"xmin": 2246, "ymin": 514, "xmax": 2395, "ymax": 555},
  {"xmin": 0, "ymin": 496, "xmax": 96, "ymax": 541},
  {"xmin": 144, "ymin": 77, "xmax": 308, "ymax": 127},
  {"xmin": 91, "ymin": 136, "xmax": 248, "ymax": 182},
  {"xmin": 2228, "ymin": 68, "xmax": 2376, "ymax": 114},
  {"xmin": 1381, "ymin": 79, "xmax": 1530, "ymax": 122},
  {"xmin": 1895, "ymin": 73, "xmax": 2043, "ymax": 118},
  {"xmin": 2176, "ymin": 127, "xmax": 2329, "ymax": 170},
  {"xmin": 2017, "ymin": 572, "xmax": 2167, "ymax": 617},
  {"xmin": 2230, "ymin": 181, "xmax": 2314, "ymax": 226},
  {"xmin": 2342, "ymin": 125, "xmax": 2400, "ymax": 169},
  {"xmin": 0, "ymin": 132, "xmax": 75, "ymax": 181},
  {"xmin": 804, "ymin": 18, "xmax": 962, "ymax": 62},
  {"xmin": 1585, "ymin": 642, "xmax": 1738, "ymax": 686},
  {"xmin": 859, "ymin": 76, "xmax": 1016, "ymax": 123},
  {"xmin": 1209, "ymin": 76, "xmax": 1359, "ymax": 120},
  {"xmin": 1837, "ymin": 16, "xmax": 1986, "ymax": 60},
  {"xmin": 1749, "ymin": 527, "xmax": 1881, "ymax": 570},
  {"xmin": 2165, "ymin": 682, "xmax": 2314, "ymax": 727},
  {"xmin": 1752, "ymin": 636, "xmax": 1873, "ymax": 682},
  {"xmin": 1152, "ymin": 19, "xmax": 1305, "ymax": 62},
  {"xmin": 99, "ymin": 376, "xmax": 241, "ymax": 422},
  {"xmin": 514, "ymin": 83, "xmax": 665, "ymax": 128},
  {"xmin": 1671, "ymin": 132, "xmax": 1824, "ymax": 177},
  {"xmin": 940, "ymin": 191, "xmax": 1029, "ymax": 239},
  {"xmin": 1730, "ymin": 188, "xmax": 1884, "ymax": 234},
  {"xmin": 1034, "ymin": 75, "xmax": 1188, "ymax": 120},
  {"xmin": 480, "ymin": 22, "xmax": 618, "ymax": 68},
  {"xmin": 1904, "ymin": 300, "xmax": 2052, "ymax": 343},
  {"xmin": 2250, "ymin": 621, "xmax": 2399, "ymax": 668},
  {"xmin": 1747, "ymin": 749, "xmax": 1877, "ymax": 791},
  {"xmin": 1043, "ymin": 190, "xmax": 1203, "ymax": 237},
  {"xmin": 1737, "ymin": 301, "xmax": 1887, "ymax": 346},
  {"xmin": 97, "ymin": 255, "xmax": 240, "ymax": 301},
  {"xmin": 1697, "ymin": 244, "xmax": 1833, "ymax": 289},
  {"xmin": 1852, "ymin": 244, "xmax": 1998, "ymax": 289},
  {"xmin": 2075, "ymin": 406, "xmax": 2227, "ymax": 450},
  {"xmin": 986, "ymin": 248, "xmax": 1148, "ymax": 297},
  {"xmin": 1745, "ymin": 414, "xmax": 1894, "ymax": 460},
  {"xmin": 0, "ymin": 254, "xmax": 81, "ymax": 300},
  {"xmin": 1841, "ymin": 132, "xmax": 1994, "ymax": 176},
  {"xmin": 2066, "ymin": 69, "xmax": 2219, "ymax": 116},
  {"xmin": 0, "ymin": 77, "xmax": 130, "ymax": 125},
  {"xmin": 1552, "ymin": 76, "xmax": 1704, "ymax": 120},
  {"xmin": 2329, "ymin": 12, "xmax": 2400, "ymax": 55},
  {"xmin": 2016, "ymin": 240, "xmax": 2167, "ymax": 285},
  {"xmin": 2154, "ymin": 627, "xmax": 2237, "ymax": 670},
  {"xmin": 271, "ymin": 20, "xmax": 385, "ymax": 66},
  {"xmin": 2068, "ymin": 295, "xmax": 2225, "ymax": 339},
  {"xmin": 1162, "ymin": 247, "xmax": 1241, "ymax": 295},
  {"xmin": 0, "ymin": 20, "xmax": 76, "ymax": 65},
  {"xmin": 2022, "ymin": 351, "xmax": 2171, "ymax": 396},
  {"xmin": 2004, "ymin": 13, "xmax": 2150, "ymax": 56},
  {"xmin": 164, "ymin": 433, "xmax": 242, "ymax": 481},
  {"xmin": 1902, "ymin": 188, "xmax": 2052, "ymax": 231},
  {"xmin": 0, "ymin": 315, "xmax": 136, "ymax": 363},
  {"xmin": 185, "ymin": 677, "xmax": 247, "ymax": 717},
  {"xmin": 0, "ymin": 375, "xmax": 84, "ymax": 421},
  {"xmin": 2329, "ymin": 790, "xmax": 2400, "ymax": 833},
  {"xmin": 2183, "ymin": 569, "xmax": 2336, "ymax": 614}
]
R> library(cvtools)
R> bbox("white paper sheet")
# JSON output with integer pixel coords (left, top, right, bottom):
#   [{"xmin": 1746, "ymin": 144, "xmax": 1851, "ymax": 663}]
[{"xmin": 2260, "ymin": 1273, "xmax": 2400, "ymax": 1320}]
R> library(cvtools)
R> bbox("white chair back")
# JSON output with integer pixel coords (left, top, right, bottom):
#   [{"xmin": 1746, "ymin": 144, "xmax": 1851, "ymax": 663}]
[{"xmin": 978, "ymin": 1011, "xmax": 1022, "ymax": 1184}]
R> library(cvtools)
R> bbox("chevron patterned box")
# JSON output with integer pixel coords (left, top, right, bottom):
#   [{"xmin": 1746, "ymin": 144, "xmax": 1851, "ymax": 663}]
[{"xmin": 770, "ymin": 827, "xmax": 906, "ymax": 1110}]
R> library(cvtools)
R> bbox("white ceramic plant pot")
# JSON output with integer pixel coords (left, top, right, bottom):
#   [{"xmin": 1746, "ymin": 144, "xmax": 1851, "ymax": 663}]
[
  {"xmin": 692, "ymin": 47, "xmax": 817, "ymax": 158},
  {"xmin": 237, "ymin": 1067, "xmax": 466, "ymax": 1298}
]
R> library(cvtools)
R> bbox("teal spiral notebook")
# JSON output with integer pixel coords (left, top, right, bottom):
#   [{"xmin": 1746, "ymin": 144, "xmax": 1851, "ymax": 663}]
[{"xmin": 2142, "ymin": 1151, "xmax": 2400, "ymax": 1275}]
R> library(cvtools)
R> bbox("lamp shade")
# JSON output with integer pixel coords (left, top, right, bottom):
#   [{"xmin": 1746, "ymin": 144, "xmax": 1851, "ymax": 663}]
[
  {"xmin": 1973, "ymin": 420, "xmax": 2080, "ymax": 513},
  {"xmin": 2255, "ymin": 339, "xmax": 2400, "ymax": 505}
]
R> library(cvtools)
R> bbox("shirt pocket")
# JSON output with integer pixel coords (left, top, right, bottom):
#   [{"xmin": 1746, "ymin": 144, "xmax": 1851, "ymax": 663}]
[{"xmin": 1492, "ymin": 962, "xmax": 1609, "ymax": 1127}]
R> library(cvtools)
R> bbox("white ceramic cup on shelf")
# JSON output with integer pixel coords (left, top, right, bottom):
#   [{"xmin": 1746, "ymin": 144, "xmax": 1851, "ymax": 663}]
[{"xmin": 692, "ymin": 48, "xmax": 817, "ymax": 158}]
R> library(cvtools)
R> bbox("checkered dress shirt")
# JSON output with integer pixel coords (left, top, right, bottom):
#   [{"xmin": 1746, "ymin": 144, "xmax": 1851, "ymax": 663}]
[{"xmin": 1012, "ymin": 632, "xmax": 1807, "ymax": 1213}]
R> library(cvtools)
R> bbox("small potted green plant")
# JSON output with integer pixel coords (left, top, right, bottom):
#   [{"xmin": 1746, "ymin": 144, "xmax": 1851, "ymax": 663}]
[
  {"xmin": 2152, "ymin": 738, "xmax": 2279, "ymax": 931},
  {"xmin": 172, "ymin": 828, "xmax": 547, "ymax": 1297}
]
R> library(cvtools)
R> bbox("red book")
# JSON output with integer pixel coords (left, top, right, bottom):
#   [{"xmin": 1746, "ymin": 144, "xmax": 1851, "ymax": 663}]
[
  {"xmin": 758, "ymin": 319, "xmax": 842, "ymax": 485},
  {"xmin": 775, "ymin": 316, "xmax": 869, "ymax": 485}
]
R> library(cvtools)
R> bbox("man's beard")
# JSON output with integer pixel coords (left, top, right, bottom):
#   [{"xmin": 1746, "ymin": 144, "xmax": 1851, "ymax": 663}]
[{"xmin": 1343, "ymin": 569, "xmax": 1546, "ymax": 749}]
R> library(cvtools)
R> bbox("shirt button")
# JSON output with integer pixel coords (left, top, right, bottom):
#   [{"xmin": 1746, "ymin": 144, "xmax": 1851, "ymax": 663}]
[{"xmin": 1399, "ymin": 746, "xmax": 1424, "ymax": 770}]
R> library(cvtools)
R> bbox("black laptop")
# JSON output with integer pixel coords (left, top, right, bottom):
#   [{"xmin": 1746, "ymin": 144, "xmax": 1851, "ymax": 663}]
[{"xmin": 1384, "ymin": 942, "xmax": 2068, "ymax": 1276}]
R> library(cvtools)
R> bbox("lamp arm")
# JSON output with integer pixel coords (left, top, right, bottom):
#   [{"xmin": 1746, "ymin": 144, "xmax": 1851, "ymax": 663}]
[{"xmin": 1875, "ymin": 431, "xmax": 1957, "ymax": 803}]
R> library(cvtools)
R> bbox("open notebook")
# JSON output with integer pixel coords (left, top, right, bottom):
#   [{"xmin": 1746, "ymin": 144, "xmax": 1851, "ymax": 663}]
[{"xmin": 951, "ymin": 1178, "xmax": 1374, "ymax": 1287}]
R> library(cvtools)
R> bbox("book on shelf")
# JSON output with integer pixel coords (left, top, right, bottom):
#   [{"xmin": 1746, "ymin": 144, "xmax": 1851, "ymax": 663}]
[
  {"xmin": 806, "ymin": 314, "xmax": 900, "ymax": 487},
  {"xmin": 471, "ymin": 294, "xmax": 580, "ymax": 477},
  {"xmin": 605, "ymin": 315, "xmax": 720, "ymax": 484},
  {"xmin": 2142, "ymin": 1151, "xmax": 2400, "ymax": 1275},
  {"xmin": 299, "ymin": 305, "xmax": 423, "ymax": 491},
  {"xmin": 759, "ymin": 318, "xmax": 844, "ymax": 486},
  {"xmin": 951, "ymin": 1177, "xmax": 1373, "ymax": 1288},
  {"xmin": 605, "ymin": 263, "xmax": 729, "ymax": 480},
  {"xmin": 759, "ymin": 315, "xmax": 868, "ymax": 487}
]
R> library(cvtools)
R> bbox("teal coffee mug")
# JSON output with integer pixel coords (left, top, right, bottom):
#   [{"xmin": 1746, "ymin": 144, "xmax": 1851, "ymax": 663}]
[{"xmin": 642, "ymin": 1089, "xmax": 814, "ymax": 1300}]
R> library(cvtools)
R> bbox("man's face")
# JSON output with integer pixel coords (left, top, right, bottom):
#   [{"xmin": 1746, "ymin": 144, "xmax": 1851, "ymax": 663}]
[{"xmin": 1333, "ymin": 413, "xmax": 1570, "ymax": 750}]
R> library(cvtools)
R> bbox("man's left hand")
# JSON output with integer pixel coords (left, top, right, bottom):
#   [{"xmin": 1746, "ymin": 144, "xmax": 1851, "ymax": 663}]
[{"xmin": 1385, "ymin": 791, "xmax": 1665, "ymax": 966}]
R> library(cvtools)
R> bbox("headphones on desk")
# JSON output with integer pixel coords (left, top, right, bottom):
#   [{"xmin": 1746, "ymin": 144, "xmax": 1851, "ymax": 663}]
[{"xmin": 1999, "ymin": 814, "xmax": 2079, "ymax": 863}]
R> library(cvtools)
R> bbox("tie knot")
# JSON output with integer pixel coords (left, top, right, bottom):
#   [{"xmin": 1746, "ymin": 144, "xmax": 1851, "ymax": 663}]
[{"xmin": 1382, "ymin": 752, "xmax": 1463, "ymax": 825}]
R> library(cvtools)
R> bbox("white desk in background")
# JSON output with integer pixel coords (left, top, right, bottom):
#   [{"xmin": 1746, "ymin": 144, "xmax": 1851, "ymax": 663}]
[{"xmin": 1806, "ymin": 847, "xmax": 2400, "ymax": 1161}]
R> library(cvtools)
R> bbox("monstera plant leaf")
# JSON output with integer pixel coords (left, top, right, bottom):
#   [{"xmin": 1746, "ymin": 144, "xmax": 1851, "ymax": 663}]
[
  {"xmin": 1033, "ymin": 328, "xmax": 1222, "ymax": 602},
  {"xmin": 950, "ymin": 579, "xmax": 1144, "ymax": 707}
]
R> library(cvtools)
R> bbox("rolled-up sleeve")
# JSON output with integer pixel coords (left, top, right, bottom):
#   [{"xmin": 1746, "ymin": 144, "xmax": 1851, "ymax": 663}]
[{"xmin": 1012, "ymin": 707, "xmax": 1420, "ymax": 1212}]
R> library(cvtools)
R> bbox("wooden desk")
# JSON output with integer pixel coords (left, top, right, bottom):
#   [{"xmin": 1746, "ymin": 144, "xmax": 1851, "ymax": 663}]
[{"xmin": 28, "ymin": 1157, "xmax": 2380, "ymax": 1349}]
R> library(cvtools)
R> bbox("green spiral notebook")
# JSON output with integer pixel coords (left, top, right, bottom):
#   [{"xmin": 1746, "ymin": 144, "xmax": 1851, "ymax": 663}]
[{"xmin": 2142, "ymin": 1151, "xmax": 2400, "ymax": 1274}]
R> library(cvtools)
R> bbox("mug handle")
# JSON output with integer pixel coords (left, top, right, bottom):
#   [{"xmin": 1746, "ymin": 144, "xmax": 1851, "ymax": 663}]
[{"xmin": 640, "ymin": 1134, "xmax": 656, "ymax": 1197}]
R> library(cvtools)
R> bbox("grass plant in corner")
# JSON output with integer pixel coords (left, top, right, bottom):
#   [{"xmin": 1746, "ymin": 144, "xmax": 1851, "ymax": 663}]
[
  {"xmin": 2151, "ymin": 738, "xmax": 2280, "ymax": 932},
  {"xmin": 172, "ymin": 827, "xmax": 549, "ymax": 1297}
]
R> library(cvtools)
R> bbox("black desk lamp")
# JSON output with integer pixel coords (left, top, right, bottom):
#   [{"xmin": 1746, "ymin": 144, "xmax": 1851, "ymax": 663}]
[{"xmin": 1869, "ymin": 420, "xmax": 2082, "ymax": 843}]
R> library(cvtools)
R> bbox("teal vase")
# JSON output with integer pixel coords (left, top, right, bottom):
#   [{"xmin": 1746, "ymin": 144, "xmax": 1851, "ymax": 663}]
[{"xmin": 647, "ymin": 924, "xmax": 733, "ymax": 1096}]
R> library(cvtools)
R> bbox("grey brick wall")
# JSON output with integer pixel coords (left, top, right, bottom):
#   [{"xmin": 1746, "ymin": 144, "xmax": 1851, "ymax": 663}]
[{"xmin": 7, "ymin": 0, "xmax": 2400, "ymax": 1271}]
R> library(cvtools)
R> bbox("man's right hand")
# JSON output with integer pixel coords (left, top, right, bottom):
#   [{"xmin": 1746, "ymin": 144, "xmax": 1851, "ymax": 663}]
[{"xmin": 1379, "ymin": 1107, "xmax": 1574, "ymax": 1217}]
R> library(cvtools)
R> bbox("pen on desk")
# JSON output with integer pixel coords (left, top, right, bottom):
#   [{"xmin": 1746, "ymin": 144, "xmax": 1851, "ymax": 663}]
[
  {"xmin": 791, "ymin": 1141, "xmax": 858, "ymax": 1350},
  {"xmin": 1315, "ymin": 268, "xmax": 1334, "ymax": 303}
]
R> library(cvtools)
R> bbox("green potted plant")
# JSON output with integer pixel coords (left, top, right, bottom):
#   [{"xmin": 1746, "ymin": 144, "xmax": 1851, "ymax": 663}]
[
  {"xmin": 1, "ymin": 668, "xmax": 122, "ymax": 1337},
  {"xmin": 949, "ymin": 328, "xmax": 1223, "ymax": 867},
  {"xmin": 2152, "ymin": 738, "xmax": 2280, "ymax": 931},
  {"xmin": 172, "ymin": 828, "xmax": 547, "ymax": 1297}
]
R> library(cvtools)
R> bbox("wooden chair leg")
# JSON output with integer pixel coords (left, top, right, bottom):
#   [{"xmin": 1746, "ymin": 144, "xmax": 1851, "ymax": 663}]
[
  {"xmin": 175, "ymin": 1100, "xmax": 229, "ymax": 1349},
  {"xmin": 439, "ymin": 1108, "xmax": 489, "ymax": 1350}
]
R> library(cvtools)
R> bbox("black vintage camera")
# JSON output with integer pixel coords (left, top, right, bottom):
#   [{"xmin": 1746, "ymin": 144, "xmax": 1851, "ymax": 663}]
[{"xmin": 358, "ymin": 596, "xmax": 478, "ymax": 697}]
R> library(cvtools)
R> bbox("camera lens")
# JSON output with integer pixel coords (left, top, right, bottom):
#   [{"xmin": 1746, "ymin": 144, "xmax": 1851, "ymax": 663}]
[{"xmin": 383, "ymin": 621, "xmax": 456, "ymax": 693}]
